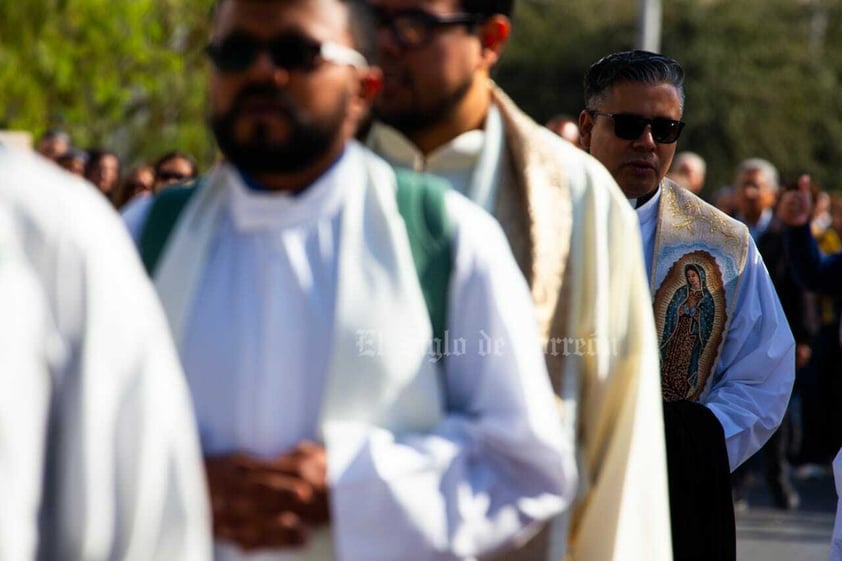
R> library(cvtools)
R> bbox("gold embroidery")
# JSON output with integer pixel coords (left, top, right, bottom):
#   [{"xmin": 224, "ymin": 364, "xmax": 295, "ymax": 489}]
[{"xmin": 663, "ymin": 184, "xmax": 743, "ymax": 253}]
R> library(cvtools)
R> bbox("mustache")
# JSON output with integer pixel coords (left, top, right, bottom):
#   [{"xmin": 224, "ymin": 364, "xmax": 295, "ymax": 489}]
[{"xmin": 230, "ymin": 83, "xmax": 297, "ymax": 115}]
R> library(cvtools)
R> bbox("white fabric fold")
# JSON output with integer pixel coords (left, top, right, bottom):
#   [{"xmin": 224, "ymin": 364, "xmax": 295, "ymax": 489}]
[{"xmin": 319, "ymin": 150, "xmax": 444, "ymax": 474}]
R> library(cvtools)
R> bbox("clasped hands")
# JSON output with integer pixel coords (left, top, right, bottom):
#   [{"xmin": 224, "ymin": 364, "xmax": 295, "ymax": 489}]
[{"xmin": 205, "ymin": 440, "xmax": 329, "ymax": 551}]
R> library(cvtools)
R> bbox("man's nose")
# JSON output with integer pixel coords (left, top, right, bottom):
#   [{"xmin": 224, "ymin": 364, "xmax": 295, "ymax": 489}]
[
  {"xmin": 375, "ymin": 24, "xmax": 404, "ymax": 56},
  {"xmin": 632, "ymin": 125, "xmax": 657, "ymax": 149},
  {"xmin": 249, "ymin": 50, "xmax": 291, "ymax": 83}
]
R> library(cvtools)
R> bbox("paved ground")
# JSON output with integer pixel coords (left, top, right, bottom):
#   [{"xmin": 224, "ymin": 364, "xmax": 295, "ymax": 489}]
[{"xmin": 736, "ymin": 467, "xmax": 836, "ymax": 561}]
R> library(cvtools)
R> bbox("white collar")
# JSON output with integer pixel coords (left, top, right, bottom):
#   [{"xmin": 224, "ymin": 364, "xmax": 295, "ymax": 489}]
[
  {"xmin": 368, "ymin": 104, "xmax": 505, "ymax": 212},
  {"xmin": 227, "ymin": 145, "xmax": 363, "ymax": 232},
  {"xmin": 367, "ymin": 121, "xmax": 485, "ymax": 174},
  {"xmin": 633, "ymin": 187, "xmax": 662, "ymax": 229}
]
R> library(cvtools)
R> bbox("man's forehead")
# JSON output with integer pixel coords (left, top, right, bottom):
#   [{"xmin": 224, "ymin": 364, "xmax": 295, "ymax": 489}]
[
  {"xmin": 369, "ymin": 0, "xmax": 461, "ymax": 12},
  {"xmin": 213, "ymin": 0, "xmax": 349, "ymax": 38},
  {"xmin": 738, "ymin": 170, "xmax": 767, "ymax": 186},
  {"xmin": 601, "ymin": 82, "xmax": 682, "ymax": 116}
]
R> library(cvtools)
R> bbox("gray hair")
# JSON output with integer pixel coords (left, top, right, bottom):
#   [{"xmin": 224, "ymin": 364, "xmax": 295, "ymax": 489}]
[
  {"xmin": 672, "ymin": 151, "xmax": 706, "ymax": 176},
  {"xmin": 735, "ymin": 158, "xmax": 780, "ymax": 192},
  {"xmin": 584, "ymin": 50, "xmax": 685, "ymax": 113}
]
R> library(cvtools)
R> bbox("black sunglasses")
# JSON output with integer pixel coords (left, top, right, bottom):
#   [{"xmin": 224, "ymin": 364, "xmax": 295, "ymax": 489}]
[
  {"xmin": 372, "ymin": 8, "xmax": 483, "ymax": 48},
  {"xmin": 205, "ymin": 32, "xmax": 367, "ymax": 73},
  {"xmin": 588, "ymin": 111, "xmax": 685, "ymax": 144},
  {"xmin": 156, "ymin": 171, "xmax": 190, "ymax": 182}
]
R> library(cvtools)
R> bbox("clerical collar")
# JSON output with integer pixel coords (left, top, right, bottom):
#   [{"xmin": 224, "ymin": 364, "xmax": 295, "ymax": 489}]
[
  {"xmin": 227, "ymin": 144, "xmax": 358, "ymax": 231},
  {"xmin": 366, "ymin": 119, "xmax": 486, "ymax": 175},
  {"xmin": 629, "ymin": 187, "xmax": 660, "ymax": 209}
]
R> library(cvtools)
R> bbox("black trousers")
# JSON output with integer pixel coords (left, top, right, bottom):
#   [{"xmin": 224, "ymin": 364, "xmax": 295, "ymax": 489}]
[{"xmin": 664, "ymin": 400, "xmax": 736, "ymax": 561}]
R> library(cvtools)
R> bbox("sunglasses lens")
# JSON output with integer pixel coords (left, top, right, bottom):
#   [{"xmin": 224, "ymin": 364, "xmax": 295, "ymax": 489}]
[
  {"xmin": 607, "ymin": 114, "xmax": 684, "ymax": 144},
  {"xmin": 158, "ymin": 172, "xmax": 186, "ymax": 182},
  {"xmin": 612, "ymin": 115, "xmax": 647, "ymax": 141},
  {"xmin": 650, "ymin": 119, "xmax": 683, "ymax": 143},
  {"xmin": 391, "ymin": 16, "xmax": 428, "ymax": 46},
  {"xmin": 208, "ymin": 35, "xmax": 260, "ymax": 71},
  {"xmin": 270, "ymin": 36, "xmax": 321, "ymax": 71}
]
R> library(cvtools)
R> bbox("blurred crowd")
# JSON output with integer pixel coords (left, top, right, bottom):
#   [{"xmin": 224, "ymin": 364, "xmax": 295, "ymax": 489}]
[{"xmin": 34, "ymin": 127, "xmax": 199, "ymax": 209}]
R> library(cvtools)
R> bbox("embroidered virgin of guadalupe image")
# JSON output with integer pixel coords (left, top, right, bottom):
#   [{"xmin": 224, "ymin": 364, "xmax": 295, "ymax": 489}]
[{"xmin": 654, "ymin": 252, "xmax": 727, "ymax": 401}]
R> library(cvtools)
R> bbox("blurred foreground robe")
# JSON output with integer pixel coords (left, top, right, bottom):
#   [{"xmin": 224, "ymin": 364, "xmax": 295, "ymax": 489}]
[{"xmin": 0, "ymin": 148, "xmax": 211, "ymax": 561}]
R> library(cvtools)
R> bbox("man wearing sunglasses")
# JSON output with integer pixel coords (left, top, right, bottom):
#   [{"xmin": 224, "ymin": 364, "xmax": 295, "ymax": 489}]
[
  {"xmin": 366, "ymin": 2, "xmax": 670, "ymax": 561},
  {"xmin": 580, "ymin": 50, "xmax": 795, "ymax": 561},
  {"xmin": 124, "ymin": 0, "xmax": 575, "ymax": 559}
]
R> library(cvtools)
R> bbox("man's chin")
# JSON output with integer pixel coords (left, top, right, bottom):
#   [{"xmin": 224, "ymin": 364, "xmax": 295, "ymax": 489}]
[
  {"xmin": 374, "ymin": 108, "xmax": 429, "ymax": 135},
  {"xmin": 233, "ymin": 121, "xmax": 292, "ymax": 147}
]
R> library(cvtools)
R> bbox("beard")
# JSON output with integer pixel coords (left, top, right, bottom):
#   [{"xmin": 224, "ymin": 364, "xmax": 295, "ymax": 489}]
[
  {"xmin": 373, "ymin": 72, "xmax": 473, "ymax": 135},
  {"xmin": 211, "ymin": 83, "xmax": 348, "ymax": 175}
]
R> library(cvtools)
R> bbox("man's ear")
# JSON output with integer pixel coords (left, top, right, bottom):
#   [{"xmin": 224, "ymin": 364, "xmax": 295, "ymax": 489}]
[
  {"xmin": 358, "ymin": 67, "xmax": 383, "ymax": 103},
  {"xmin": 478, "ymin": 15, "xmax": 510, "ymax": 67},
  {"xmin": 347, "ymin": 66, "xmax": 382, "ymax": 129},
  {"xmin": 578, "ymin": 109, "xmax": 594, "ymax": 151}
]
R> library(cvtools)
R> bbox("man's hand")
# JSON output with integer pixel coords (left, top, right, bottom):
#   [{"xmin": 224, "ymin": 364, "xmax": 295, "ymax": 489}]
[
  {"xmin": 777, "ymin": 174, "xmax": 813, "ymax": 227},
  {"xmin": 796, "ymin": 343, "xmax": 812, "ymax": 370},
  {"xmin": 205, "ymin": 441, "xmax": 329, "ymax": 551}
]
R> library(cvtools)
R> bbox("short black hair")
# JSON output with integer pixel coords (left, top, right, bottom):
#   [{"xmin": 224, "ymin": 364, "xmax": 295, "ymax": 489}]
[
  {"xmin": 38, "ymin": 128, "xmax": 70, "ymax": 144},
  {"xmin": 154, "ymin": 150, "xmax": 199, "ymax": 178},
  {"xmin": 84, "ymin": 148, "xmax": 121, "ymax": 176},
  {"xmin": 584, "ymin": 50, "xmax": 685, "ymax": 112},
  {"xmin": 212, "ymin": 0, "xmax": 376, "ymax": 62},
  {"xmin": 460, "ymin": 0, "xmax": 514, "ymax": 19},
  {"xmin": 56, "ymin": 148, "xmax": 88, "ymax": 165}
]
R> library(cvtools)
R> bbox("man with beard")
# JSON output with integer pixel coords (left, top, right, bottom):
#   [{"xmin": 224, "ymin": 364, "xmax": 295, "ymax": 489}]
[
  {"xmin": 579, "ymin": 50, "xmax": 794, "ymax": 561},
  {"xmin": 123, "ymin": 0, "xmax": 575, "ymax": 559},
  {"xmin": 366, "ymin": 2, "xmax": 670, "ymax": 561}
]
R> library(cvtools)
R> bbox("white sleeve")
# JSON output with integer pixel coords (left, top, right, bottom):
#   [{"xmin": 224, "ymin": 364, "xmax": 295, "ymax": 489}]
[
  {"xmin": 703, "ymin": 238, "xmax": 796, "ymax": 471},
  {"xmin": 0, "ymin": 151, "xmax": 212, "ymax": 561},
  {"xmin": 45, "ymin": 206, "xmax": 211, "ymax": 561},
  {"xmin": 330, "ymin": 192, "xmax": 575, "ymax": 561},
  {"xmin": 0, "ymin": 246, "xmax": 53, "ymax": 561}
]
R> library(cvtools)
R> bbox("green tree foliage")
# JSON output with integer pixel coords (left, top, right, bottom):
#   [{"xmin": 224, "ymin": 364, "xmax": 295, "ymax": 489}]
[
  {"xmin": 497, "ymin": 0, "xmax": 842, "ymax": 193},
  {"xmin": 0, "ymin": 0, "xmax": 213, "ymax": 167}
]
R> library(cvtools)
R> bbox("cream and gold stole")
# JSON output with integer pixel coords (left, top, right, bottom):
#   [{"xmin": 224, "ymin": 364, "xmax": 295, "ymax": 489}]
[{"xmin": 650, "ymin": 181, "xmax": 750, "ymax": 401}]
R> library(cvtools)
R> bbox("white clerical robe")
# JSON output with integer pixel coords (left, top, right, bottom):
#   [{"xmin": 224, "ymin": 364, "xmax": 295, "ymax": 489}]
[
  {"xmin": 636, "ymin": 187, "xmax": 795, "ymax": 470},
  {"xmin": 124, "ymin": 142, "xmax": 574, "ymax": 561},
  {"xmin": 0, "ymin": 148, "xmax": 211, "ymax": 561}
]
